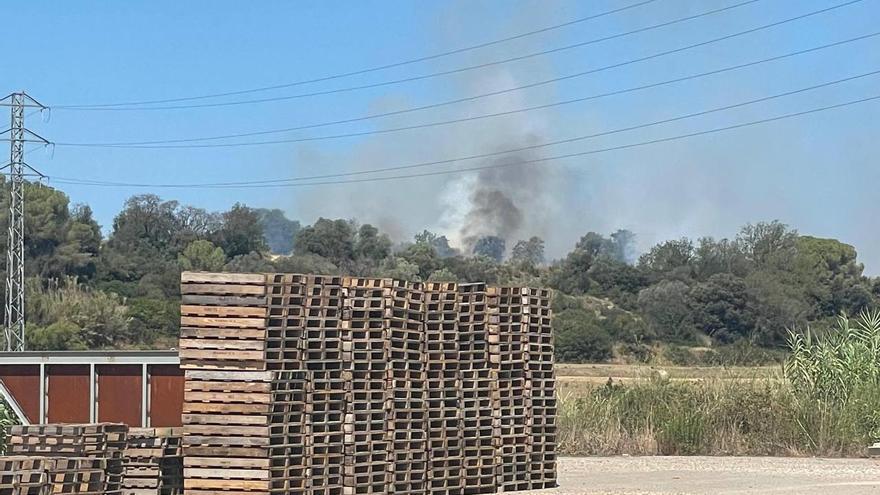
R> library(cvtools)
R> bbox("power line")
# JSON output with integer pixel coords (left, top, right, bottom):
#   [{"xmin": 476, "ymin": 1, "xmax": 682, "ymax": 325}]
[
  {"xmin": 50, "ymin": 70, "xmax": 880, "ymax": 188},
  {"xmin": 51, "ymin": 94, "xmax": 880, "ymax": 189},
  {"xmin": 54, "ymin": 0, "xmax": 661, "ymax": 109},
  {"xmin": 53, "ymin": 0, "xmax": 768, "ymax": 111},
  {"xmin": 52, "ymin": 31, "xmax": 880, "ymax": 149}
]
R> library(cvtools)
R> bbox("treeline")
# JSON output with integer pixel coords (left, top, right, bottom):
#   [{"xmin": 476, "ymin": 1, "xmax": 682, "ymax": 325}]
[{"xmin": 3, "ymin": 180, "xmax": 877, "ymax": 360}]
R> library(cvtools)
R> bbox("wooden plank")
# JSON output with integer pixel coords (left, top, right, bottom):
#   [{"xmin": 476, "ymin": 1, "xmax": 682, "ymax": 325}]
[
  {"xmin": 183, "ymin": 446, "xmax": 268, "ymax": 458},
  {"xmin": 185, "ymin": 370, "xmax": 273, "ymax": 382},
  {"xmin": 184, "ymin": 381, "xmax": 271, "ymax": 393},
  {"xmin": 181, "ymin": 284, "xmax": 266, "ymax": 296},
  {"xmin": 180, "ymin": 361, "xmax": 267, "ymax": 371},
  {"xmin": 182, "ymin": 294, "xmax": 267, "ymax": 307},
  {"xmin": 181, "ymin": 306, "xmax": 267, "ymax": 318},
  {"xmin": 184, "ymin": 457, "xmax": 269, "ymax": 469},
  {"xmin": 184, "ymin": 478, "xmax": 270, "ymax": 490},
  {"xmin": 183, "ymin": 436, "xmax": 269, "ymax": 447},
  {"xmin": 181, "ymin": 328, "xmax": 267, "ymax": 340},
  {"xmin": 179, "ymin": 339, "xmax": 265, "ymax": 352},
  {"xmin": 180, "ymin": 317, "xmax": 266, "ymax": 329},
  {"xmin": 183, "ymin": 425, "xmax": 269, "ymax": 437},
  {"xmin": 181, "ymin": 414, "xmax": 268, "ymax": 427},
  {"xmin": 178, "ymin": 349, "xmax": 265, "ymax": 362},
  {"xmin": 184, "ymin": 468, "xmax": 269, "ymax": 480},
  {"xmin": 181, "ymin": 272, "xmax": 266, "ymax": 285},
  {"xmin": 182, "ymin": 403, "xmax": 270, "ymax": 415},
  {"xmin": 183, "ymin": 391, "xmax": 271, "ymax": 404}
]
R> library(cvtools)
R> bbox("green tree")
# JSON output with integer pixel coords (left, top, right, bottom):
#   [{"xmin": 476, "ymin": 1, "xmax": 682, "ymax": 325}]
[
  {"xmin": 638, "ymin": 280, "xmax": 696, "ymax": 342},
  {"xmin": 638, "ymin": 238, "xmax": 694, "ymax": 282},
  {"xmin": 511, "ymin": 236, "xmax": 545, "ymax": 267},
  {"xmin": 690, "ymin": 273, "xmax": 753, "ymax": 343},
  {"xmin": 472, "ymin": 235, "xmax": 505, "ymax": 262},
  {"xmin": 179, "ymin": 240, "xmax": 226, "ymax": 271},
  {"xmin": 554, "ymin": 309, "xmax": 613, "ymax": 362},
  {"xmin": 293, "ymin": 218, "xmax": 356, "ymax": 267},
  {"xmin": 354, "ymin": 224, "xmax": 391, "ymax": 263},
  {"xmin": 398, "ymin": 242, "xmax": 440, "ymax": 280},
  {"xmin": 377, "ymin": 257, "xmax": 421, "ymax": 281},
  {"xmin": 214, "ymin": 203, "xmax": 266, "ymax": 258}
]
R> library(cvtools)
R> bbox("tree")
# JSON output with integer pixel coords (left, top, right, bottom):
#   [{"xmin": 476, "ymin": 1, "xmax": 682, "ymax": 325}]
[
  {"xmin": 255, "ymin": 208, "xmax": 300, "ymax": 254},
  {"xmin": 376, "ymin": 257, "xmax": 421, "ymax": 281},
  {"xmin": 638, "ymin": 238, "xmax": 694, "ymax": 282},
  {"xmin": 690, "ymin": 273, "xmax": 753, "ymax": 343},
  {"xmin": 637, "ymin": 280, "xmax": 696, "ymax": 342},
  {"xmin": 397, "ymin": 242, "xmax": 439, "ymax": 280},
  {"xmin": 214, "ymin": 203, "xmax": 266, "ymax": 258},
  {"xmin": 354, "ymin": 224, "xmax": 391, "ymax": 264},
  {"xmin": 472, "ymin": 235, "xmax": 505, "ymax": 262},
  {"xmin": 691, "ymin": 237, "xmax": 749, "ymax": 280},
  {"xmin": 274, "ymin": 253, "xmax": 338, "ymax": 275},
  {"xmin": 427, "ymin": 268, "xmax": 458, "ymax": 282},
  {"xmin": 511, "ymin": 236, "xmax": 545, "ymax": 267},
  {"xmin": 794, "ymin": 236, "xmax": 872, "ymax": 317},
  {"xmin": 224, "ymin": 252, "xmax": 275, "ymax": 272},
  {"xmin": 586, "ymin": 257, "xmax": 646, "ymax": 310},
  {"xmin": 737, "ymin": 221, "xmax": 798, "ymax": 270},
  {"xmin": 443, "ymin": 255, "xmax": 499, "ymax": 283},
  {"xmin": 179, "ymin": 240, "xmax": 226, "ymax": 271},
  {"xmin": 293, "ymin": 218, "xmax": 356, "ymax": 267},
  {"xmin": 548, "ymin": 232, "xmax": 609, "ymax": 294},
  {"xmin": 100, "ymin": 194, "xmax": 181, "ymax": 285},
  {"xmin": 553, "ymin": 309, "xmax": 613, "ymax": 362}
]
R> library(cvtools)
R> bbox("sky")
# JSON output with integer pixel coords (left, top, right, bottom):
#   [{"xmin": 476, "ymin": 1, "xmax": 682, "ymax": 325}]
[{"xmin": 4, "ymin": 0, "xmax": 880, "ymax": 270}]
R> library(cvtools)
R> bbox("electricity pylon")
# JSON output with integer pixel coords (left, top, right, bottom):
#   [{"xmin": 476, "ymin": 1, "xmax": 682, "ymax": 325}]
[{"xmin": 0, "ymin": 92, "xmax": 48, "ymax": 351}]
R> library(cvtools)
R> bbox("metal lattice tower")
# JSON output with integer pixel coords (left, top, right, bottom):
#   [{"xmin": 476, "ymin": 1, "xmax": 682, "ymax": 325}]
[{"xmin": 0, "ymin": 92, "xmax": 48, "ymax": 351}]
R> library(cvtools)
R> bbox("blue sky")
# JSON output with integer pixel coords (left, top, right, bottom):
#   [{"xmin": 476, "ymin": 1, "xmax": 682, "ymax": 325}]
[{"xmin": 4, "ymin": 0, "xmax": 880, "ymax": 270}]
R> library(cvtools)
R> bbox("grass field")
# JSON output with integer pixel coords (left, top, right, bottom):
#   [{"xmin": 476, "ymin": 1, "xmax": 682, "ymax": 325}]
[
  {"xmin": 556, "ymin": 363, "xmax": 781, "ymax": 397},
  {"xmin": 554, "ymin": 362, "xmax": 879, "ymax": 457}
]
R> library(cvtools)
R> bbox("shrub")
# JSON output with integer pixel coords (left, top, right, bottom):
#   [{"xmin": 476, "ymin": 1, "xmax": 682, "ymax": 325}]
[{"xmin": 554, "ymin": 309, "xmax": 613, "ymax": 362}]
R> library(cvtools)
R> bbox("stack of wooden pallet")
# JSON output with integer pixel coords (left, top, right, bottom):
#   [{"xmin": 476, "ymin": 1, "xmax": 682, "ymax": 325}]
[
  {"xmin": 384, "ymin": 281, "xmax": 427, "ymax": 495},
  {"xmin": 488, "ymin": 288, "xmax": 530, "ymax": 493},
  {"xmin": 179, "ymin": 272, "xmax": 274, "ymax": 495},
  {"xmin": 457, "ymin": 283, "xmax": 496, "ymax": 495},
  {"xmin": 179, "ymin": 271, "xmax": 557, "ymax": 495},
  {"xmin": 524, "ymin": 288, "xmax": 556, "ymax": 490},
  {"xmin": 0, "ymin": 456, "xmax": 109, "ymax": 495},
  {"xmin": 0, "ymin": 457, "xmax": 49, "ymax": 495},
  {"xmin": 7, "ymin": 423, "xmax": 128, "ymax": 495},
  {"xmin": 121, "ymin": 427, "xmax": 183, "ymax": 495},
  {"xmin": 303, "ymin": 275, "xmax": 346, "ymax": 495},
  {"xmin": 342, "ymin": 277, "xmax": 391, "ymax": 495},
  {"xmin": 424, "ymin": 282, "xmax": 462, "ymax": 495},
  {"xmin": 266, "ymin": 274, "xmax": 309, "ymax": 495}
]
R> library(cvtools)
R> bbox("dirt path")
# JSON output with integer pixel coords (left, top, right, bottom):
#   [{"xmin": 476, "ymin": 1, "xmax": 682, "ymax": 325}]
[{"xmin": 524, "ymin": 456, "xmax": 880, "ymax": 494}]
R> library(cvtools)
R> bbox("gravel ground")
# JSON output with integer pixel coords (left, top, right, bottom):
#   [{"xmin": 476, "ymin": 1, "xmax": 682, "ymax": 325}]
[{"xmin": 521, "ymin": 456, "xmax": 880, "ymax": 494}]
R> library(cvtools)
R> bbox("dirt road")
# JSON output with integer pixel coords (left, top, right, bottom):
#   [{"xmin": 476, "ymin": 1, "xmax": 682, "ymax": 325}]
[{"xmin": 526, "ymin": 456, "xmax": 880, "ymax": 494}]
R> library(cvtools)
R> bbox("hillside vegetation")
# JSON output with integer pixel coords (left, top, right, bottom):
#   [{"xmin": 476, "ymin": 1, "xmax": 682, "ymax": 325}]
[{"xmin": 2, "ymin": 180, "xmax": 877, "ymax": 357}]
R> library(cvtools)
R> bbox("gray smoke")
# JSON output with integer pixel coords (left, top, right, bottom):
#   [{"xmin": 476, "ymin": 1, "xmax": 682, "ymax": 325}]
[{"xmin": 458, "ymin": 148, "xmax": 547, "ymax": 253}]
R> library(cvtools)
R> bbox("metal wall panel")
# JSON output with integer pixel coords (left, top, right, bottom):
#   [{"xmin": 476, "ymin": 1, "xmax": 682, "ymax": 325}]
[
  {"xmin": 97, "ymin": 364, "xmax": 143, "ymax": 426},
  {"xmin": 0, "ymin": 364, "xmax": 39, "ymax": 422},
  {"xmin": 46, "ymin": 364, "xmax": 90, "ymax": 423},
  {"xmin": 149, "ymin": 364, "xmax": 184, "ymax": 427}
]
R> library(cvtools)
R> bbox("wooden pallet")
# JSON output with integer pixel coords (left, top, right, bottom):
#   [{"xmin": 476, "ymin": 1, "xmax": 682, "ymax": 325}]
[{"xmin": 178, "ymin": 272, "xmax": 558, "ymax": 495}]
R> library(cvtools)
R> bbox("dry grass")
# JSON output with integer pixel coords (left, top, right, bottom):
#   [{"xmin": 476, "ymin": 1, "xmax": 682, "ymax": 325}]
[{"xmin": 556, "ymin": 365, "xmax": 880, "ymax": 457}]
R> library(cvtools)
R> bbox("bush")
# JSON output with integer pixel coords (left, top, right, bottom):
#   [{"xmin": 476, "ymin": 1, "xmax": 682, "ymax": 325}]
[{"xmin": 554, "ymin": 309, "xmax": 613, "ymax": 362}]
